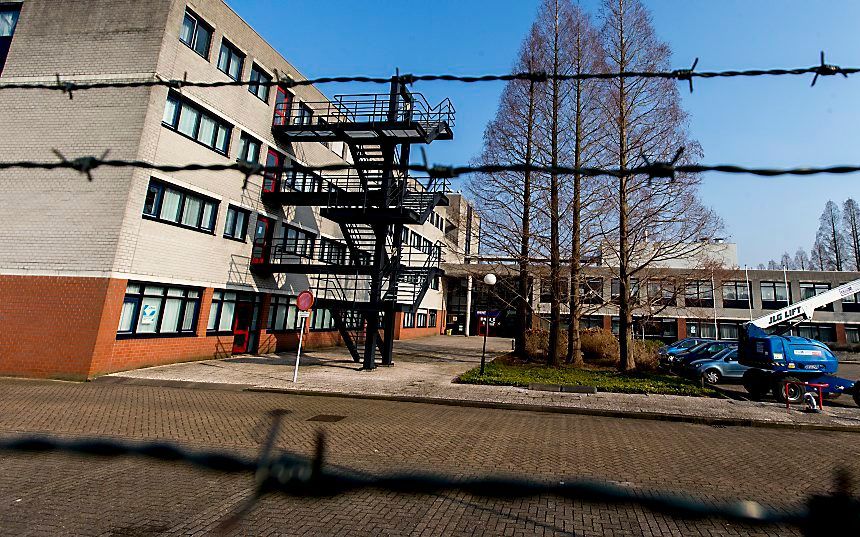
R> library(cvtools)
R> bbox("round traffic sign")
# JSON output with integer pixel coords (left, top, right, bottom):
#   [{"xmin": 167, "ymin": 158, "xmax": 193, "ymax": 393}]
[{"xmin": 296, "ymin": 290, "xmax": 315, "ymax": 311}]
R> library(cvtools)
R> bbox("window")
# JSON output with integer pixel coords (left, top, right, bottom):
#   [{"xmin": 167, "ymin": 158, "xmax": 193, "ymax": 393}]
[
  {"xmin": 842, "ymin": 291, "xmax": 860, "ymax": 312},
  {"xmin": 403, "ymin": 311, "xmax": 415, "ymax": 328},
  {"xmin": 318, "ymin": 237, "xmax": 347, "ymax": 265},
  {"xmin": 284, "ymin": 168, "xmax": 322, "ymax": 193},
  {"xmin": 162, "ymin": 93, "xmax": 232, "ymax": 154},
  {"xmin": 794, "ymin": 324, "xmax": 836, "ymax": 342},
  {"xmin": 223, "ymin": 205, "xmax": 249, "ymax": 241},
  {"xmin": 296, "ymin": 102, "xmax": 313, "ymax": 125},
  {"xmin": 179, "ymin": 9, "xmax": 212, "ymax": 59},
  {"xmin": 282, "ymin": 224, "xmax": 315, "ymax": 258},
  {"xmin": 610, "ymin": 278, "xmax": 640, "ymax": 301},
  {"xmin": 237, "ymin": 133, "xmax": 261, "ymax": 164},
  {"xmin": 718, "ymin": 321, "xmax": 741, "ymax": 340},
  {"xmin": 581, "ymin": 277, "xmax": 603, "ymax": 304},
  {"xmin": 117, "ymin": 282, "xmax": 200, "ymax": 337},
  {"xmin": 428, "ymin": 310, "xmax": 437, "ymax": 328},
  {"xmin": 0, "ymin": 4, "xmax": 20, "ymax": 75},
  {"xmin": 273, "ymin": 87, "xmax": 293, "ymax": 126},
  {"xmin": 143, "ymin": 179, "xmax": 218, "ymax": 233},
  {"xmin": 311, "ymin": 309, "xmax": 334, "ymax": 331},
  {"xmin": 430, "ymin": 275, "xmax": 440, "ymax": 290},
  {"xmin": 685, "ymin": 280, "xmax": 714, "ymax": 307},
  {"xmin": 207, "ymin": 291, "xmax": 238, "ymax": 333},
  {"xmin": 217, "ymin": 39, "xmax": 245, "ymax": 80},
  {"xmin": 760, "ymin": 281, "xmax": 791, "ymax": 309},
  {"xmin": 647, "ymin": 281, "xmax": 675, "ymax": 306},
  {"xmin": 799, "ymin": 282, "xmax": 833, "ymax": 311},
  {"xmin": 721, "ymin": 281, "xmax": 750, "ymax": 308},
  {"xmin": 248, "ymin": 64, "xmax": 272, "ymax": 102},
  {"xmin": 416, "ymin": 310, "xmax": 428, "ymax": 328},
  {"xmin": 846, "ymin": 326, "xmax": 860, "ymax": 344},
  {"xmin": 687, "ymin": 320, "xmax": 717, "ymax": 339},
  {"xmin": 268, "ymin": 295, "xmax": 301, "ymax": 332}
]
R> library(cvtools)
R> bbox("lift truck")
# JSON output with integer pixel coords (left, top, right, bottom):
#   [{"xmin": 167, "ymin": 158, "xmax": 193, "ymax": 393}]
[{"xmin": 738, "ymin": 278, "xmax": 860, "ymax": 406}]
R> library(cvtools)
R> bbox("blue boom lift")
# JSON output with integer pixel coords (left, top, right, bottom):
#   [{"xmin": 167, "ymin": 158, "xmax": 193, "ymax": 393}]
[{"xmin": 738, "ymin": 279, "xmax": 860, "ymax": 406}]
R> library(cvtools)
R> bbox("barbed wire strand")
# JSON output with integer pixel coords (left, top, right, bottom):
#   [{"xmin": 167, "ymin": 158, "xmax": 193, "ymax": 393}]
[
  {"xmin": 0, "ymin": 432, "xmax": 810, "ymax": 528},
  {"xmin": 4, "ymin": 155, "xmax": 860, "ymax": 182},
  {"xmin": 0, "ymin": 52, "xmax": 855, "ymax": 95}
]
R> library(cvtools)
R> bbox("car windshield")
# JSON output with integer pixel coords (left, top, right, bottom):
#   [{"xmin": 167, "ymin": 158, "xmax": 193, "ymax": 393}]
[{"xmin": 673, "ymin": 339, "xmax": 699, "ymax": 350}]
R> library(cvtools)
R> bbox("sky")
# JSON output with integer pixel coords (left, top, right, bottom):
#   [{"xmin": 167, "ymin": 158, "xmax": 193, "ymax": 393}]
[{"xmin": 226, "ymin": 0, "xmax": 860, "ymax": 267}]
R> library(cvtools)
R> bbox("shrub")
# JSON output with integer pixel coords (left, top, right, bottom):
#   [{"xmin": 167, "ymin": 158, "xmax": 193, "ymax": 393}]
[
  {"xmin": 580, "ymin": 328, "xmax": 619, "ymax": 364},
  {"xmin": 523, "ymin": 328, "xmax": 568, "ymax": 361},
  {"xmin": 632, "ymin": 339, "xmax": 661, "ymax": 371}
]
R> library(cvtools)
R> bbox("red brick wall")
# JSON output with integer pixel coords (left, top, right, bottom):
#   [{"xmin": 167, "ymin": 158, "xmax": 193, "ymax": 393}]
[
  {"xmin": 394, "ymin": 310, "xmax": 446, "ymax": 340},
  {"xmin": 677, "ymin": 318, "xmax": 687, "ymax": 339},
  {"xmin": 0, "ymin": 275, "xmax": 112, "ymax": 379}
]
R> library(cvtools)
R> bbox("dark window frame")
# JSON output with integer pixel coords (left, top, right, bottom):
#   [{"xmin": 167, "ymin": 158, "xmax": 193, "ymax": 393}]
[
  {"xmin": 223, "ymin": 205, "xmax": 250, "ymax": 242},
  {"xmin": 143, "ymin": 178, "xmax": 219, "ymax": 234},
  {"xmin": 684, "ymin": 279, "xmax": 714, "ymax": 308},
  {"xmin": 179, "ymin": 8, "xmax": 213, "ymax": 59},
  {"xmin": 217, "ymin": 38, "xmax": 245, "ymax": 81},
  {"xmin": 207, "ymin": 290, "xmax": 239, "ymax": 335},
  {"xmin": 799, "ymin": 282, "xmax": 833, "ymax": 311},
  {"xmin": 0, "ymin": 3, "xmax": 21, "ymax": 75},
  {"xmin": 317, "ymin": 237, "xmax": 347, "ymax": 265},
  {"xmin": 117, "ymin": 282, "xmax": 201, "ymax": 339},
  {"xmin": 162, "ymin": 92, "xmax": 233, "ymax": 155},
  {"xmin": 281, "ymin": 223, "xmax": 315, "ymax": 259},
  {"xmin": 268, "ymin": 295, "xmax": 301, "ymax": 332},
  {"xmin": 237, "ymin": 132, "xmax": 262, "ymax": 164},
  {"xmin": 248, "ymin": 63, "xmax": 272, "ymax": 102},
  {"xmin": 721, "ymin": 280, "xmax": 750, "ymax": 309},
  {"xmin": 760, "ymin": 281, "xmax": 791, "ymax": 310}
]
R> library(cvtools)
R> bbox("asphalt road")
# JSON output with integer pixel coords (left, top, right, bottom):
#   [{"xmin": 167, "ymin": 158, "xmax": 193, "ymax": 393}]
[{"xmin": 0, "ymin": 379, "xmax": 857, "ymax": 536}]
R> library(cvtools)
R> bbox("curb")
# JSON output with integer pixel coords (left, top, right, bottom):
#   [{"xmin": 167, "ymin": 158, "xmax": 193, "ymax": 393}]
[{"xmin": 244, "ymin": 386, "xmax": 860, "ymax": 434}]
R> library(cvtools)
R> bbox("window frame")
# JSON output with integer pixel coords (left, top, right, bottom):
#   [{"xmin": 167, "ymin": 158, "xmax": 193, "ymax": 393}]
[
  {"xmin": 207, "ymin": 290, "xmax": 239, "ymax": 335},
  {"xmin": 760, "ymin": 281, "xmax": 791, "ymax": 310},
  {"xmin": 162, "ymin": 92, "xmax": 233, "ymax": 155},
  {"xmin": 179, "ymin": 9, "xmax": 213, "ymax": 60},
  {"xmin": 237, "ymin": 132, "xmax": 262, "ymax": 164},
  {"xmin": 117, "ymin": 282, "xmax": 201, "ymax": 338},
  {"xmin": 223, "ymin": 205, "xmax": 250, "ymax": 242},
  {"xmin": 143, "ymin": 178, "xmax": 219, "ymax": 234},
  {"xmin": 721, "ymin": 280, "xmax": 750, "ymax": 309},
  {"xmin": 281, "ymin": 223, "xmax": 316, "ymax": 259},
  {"xmin": 799, "ymin": 282, "xmax": 833, "ymax": 311},
  {"xmin": 268, "ymin": 295, "xmax": 301, "ymax": 332},
  {"xmin": 248, "ymin": 63, "xmax": 272, "ymax": 103},
  {"xmin": 684, "ymin": 280, "xmax": 714, "ymax": 308},
  {"xmin": 217, "ymin": 38, "xmax": 245, "ymax": 81}
]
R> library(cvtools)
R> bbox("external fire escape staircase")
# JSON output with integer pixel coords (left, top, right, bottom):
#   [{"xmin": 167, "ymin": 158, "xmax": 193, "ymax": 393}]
[{"xmin": 251, "ymin": 78, "xmax": 455, "ymax": 369}]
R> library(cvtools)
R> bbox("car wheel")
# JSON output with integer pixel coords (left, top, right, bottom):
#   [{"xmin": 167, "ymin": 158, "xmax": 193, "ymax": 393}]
[
  {"xmin": 853, "ymin": 383, "xmax": 860, "ymax": 408},
  {"xmin": 703, "ymin": 369, "xmax": 721, "ymax": 385},
  {"xmin": 773, "ymin": 377, "xmax": 804, "ymax": 404},
  {"xmin": 742, "ymin": 369, "xmax": 769, "ymax": 400}
]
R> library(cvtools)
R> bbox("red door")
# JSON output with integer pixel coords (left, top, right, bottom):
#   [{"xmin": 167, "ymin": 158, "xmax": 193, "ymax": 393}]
[
  {"xmin": 231, "ymin": 301, "xmax": 253, "ymax": 354},
  {"xmin": 273, "ymin": 87, "xmax": 292, "ymax": 126},
  {"xmin": 251, "ymin": 216, "xmax": 272, "ymax": 265},
  {"xmin": 262, "ymin": 149, "xmax": 284, "ymax": 194}
]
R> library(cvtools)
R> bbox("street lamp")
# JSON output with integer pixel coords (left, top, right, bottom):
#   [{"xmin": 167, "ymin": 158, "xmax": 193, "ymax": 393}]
[{"xmin": 480, "ymin": 273, "xmax": 497, "ymax": 375}]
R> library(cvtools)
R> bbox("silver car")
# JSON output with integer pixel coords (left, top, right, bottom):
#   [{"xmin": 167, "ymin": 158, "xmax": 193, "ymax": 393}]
[{"xmin": 683, "ymin": 348, "xmax": 750, "ymax": 385}]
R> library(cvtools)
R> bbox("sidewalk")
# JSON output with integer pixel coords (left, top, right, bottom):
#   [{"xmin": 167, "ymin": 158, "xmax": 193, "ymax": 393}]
[{"xmin": 102, "ymin": 335, "xmax": 860, "ymax": 432}]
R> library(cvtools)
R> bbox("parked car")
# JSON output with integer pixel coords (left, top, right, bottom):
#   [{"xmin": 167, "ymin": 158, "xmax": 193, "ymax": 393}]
[
  {"xmin": 658, "ymin": 339, "xmax": 717, "ymax": 368},
  {"xmin": 670, "ymin": 341, "xmax": 738, "ymax": 373},
  {"xmin": 682, "ymin": 348, "xmax": 750, "ymax": 384},
  {"xmin": 658, "ymin": 337, "xmax": 714, "ymax": 358}
]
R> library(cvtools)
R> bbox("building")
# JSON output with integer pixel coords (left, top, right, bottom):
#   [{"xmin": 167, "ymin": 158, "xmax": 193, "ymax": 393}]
[
  {"xmin": 0, "ymin": 0, "xmax": 463, "ymax": 379},
  {"xmin": 443, "ymin": 247, "xmax": 860, "ymax": 347}
]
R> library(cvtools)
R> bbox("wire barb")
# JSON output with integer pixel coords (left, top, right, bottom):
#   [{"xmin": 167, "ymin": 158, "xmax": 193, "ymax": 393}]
[
  {"xmin": 55, "ymin": 74, "xmax": 76, "ymax": 100},
  {"xmin": 51, "ymin": 149, "xmax": 110, "ymax": 181},
  {"xmin": 640, "ymin": 146, "xmax": 685, "ymax": 182},
  {"xmin": 672, "ymin": 58, "xmax": 699, "ymax": 92},
  {"xmin": 812, "ymin": 51, "xmax": 848, "ymax": 86}
]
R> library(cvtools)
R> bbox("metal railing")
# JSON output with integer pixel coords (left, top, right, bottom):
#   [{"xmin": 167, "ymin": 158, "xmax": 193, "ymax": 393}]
[{"xmin": 272, "ymin": 92, "xmax": 455, "ymax": 129}]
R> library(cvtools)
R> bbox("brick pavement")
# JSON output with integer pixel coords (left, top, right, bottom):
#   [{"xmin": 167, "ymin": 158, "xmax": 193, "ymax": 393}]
[
  {"xmin": 0, "ymin": 378, "xmax": 858, "ymax": 536},
  {"xmin": 107, "ymin": 336, "xmax": 860, "ymax": 430}
]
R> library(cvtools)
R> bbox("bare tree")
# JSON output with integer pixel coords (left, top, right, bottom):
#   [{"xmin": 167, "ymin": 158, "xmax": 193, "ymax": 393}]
[
  {"xmin": 756, "ymin": 263, "xmax": 767, "ymax": 270},
  {"xmin": 596, "ymin": 0, "xmax": 722, "ymax": 370},
  {"xmin": 810, "ymin": 239, "xmax": 827, "ymax": 271},
  {"xmin": 780, "ymin": 252, "xmax": 793, "ymax": 269},
  {"xmin": 767, "ymin": 260, "xmax": 779, "ymax": 270},
  {"xmin": 793, "ymin": 248, "xmax": 809, "ymax": 271},
  {"xmin": 843, "ymin": 198, "xmax": 860, "ymax": 271},
  {"xmin": 815, "ymin": 200, "xmax": 845, "ymax": 271},
  {"xmin": 469, "ymin": 26, "xmax": 547, "ymax": 357}
]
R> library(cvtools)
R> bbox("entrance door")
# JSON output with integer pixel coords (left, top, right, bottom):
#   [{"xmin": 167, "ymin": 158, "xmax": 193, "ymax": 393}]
[
  {"xmin": 273, "ymin": 87, "xmax": 292, "ymax": 126},
  {"xmin": 231, "ymin": 301, "xmax": 254, "ymax": 354},
  {"xmin": 251, "ymin": 216, "xmax": 272, "ymax": 265}
]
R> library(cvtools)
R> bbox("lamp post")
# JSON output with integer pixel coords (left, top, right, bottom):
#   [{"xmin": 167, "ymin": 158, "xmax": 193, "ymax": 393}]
[{"xmin": 480, "ymin": 273, "xmax": 497, "ymax": 375}]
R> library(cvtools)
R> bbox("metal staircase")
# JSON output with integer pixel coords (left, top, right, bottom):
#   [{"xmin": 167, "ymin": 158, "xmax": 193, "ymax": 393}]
[{"xmin": 252, "ymin": 77, "xmax": 455, "ymax": 369}]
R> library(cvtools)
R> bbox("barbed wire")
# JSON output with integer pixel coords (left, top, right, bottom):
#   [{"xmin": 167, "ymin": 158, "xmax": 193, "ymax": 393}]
[
  {"xmin": 0, "ymin": 431, "xmax": 816, "ymax": 529},
  {"xmin": 4, "ymin": 153, "xmax": 860, "ymax": 183},
  {"xmin": 0, "ymin": 52, "xmax": 854, "ymax": 98}
]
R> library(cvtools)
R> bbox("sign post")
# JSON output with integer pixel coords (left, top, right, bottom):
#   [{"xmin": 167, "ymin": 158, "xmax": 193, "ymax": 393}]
[{"xmin": 293, "ymin": 290, "xmax": 315, "ymax": 383}]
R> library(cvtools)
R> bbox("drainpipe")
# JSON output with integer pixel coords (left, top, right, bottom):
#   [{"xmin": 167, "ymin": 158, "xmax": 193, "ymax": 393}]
[
  {"xmin": 465, "ymin": 274, "xmax": 473, "ymax": 337},
  {"xmin": 744, "ymin": 265, "xmax": 753, "ymax": 321},
  {"xmin": 711, "ymin": 275, "xmax": 718, "ymax": 338}
]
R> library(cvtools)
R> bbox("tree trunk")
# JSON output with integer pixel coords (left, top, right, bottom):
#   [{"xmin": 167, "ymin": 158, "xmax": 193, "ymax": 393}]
[
  {"xmin": 567, "ymin": 64, "xmax": 583, "ymax": 366},
  {"xmin": 516, "ymin": 80, "xmax": 537, "ymax": 359},
  {"xmin": 547, "ymin": 0, "xmax": 562, "ymax": 367}
]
